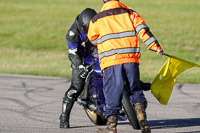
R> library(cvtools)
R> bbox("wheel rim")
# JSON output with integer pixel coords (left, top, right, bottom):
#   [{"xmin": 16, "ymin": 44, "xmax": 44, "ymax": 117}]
[{"xmin": 85, "ymin": 108, "xmax": 97, "ymax": 121}]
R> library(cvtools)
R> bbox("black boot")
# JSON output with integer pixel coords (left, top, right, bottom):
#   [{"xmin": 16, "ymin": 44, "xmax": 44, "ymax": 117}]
[
  {"xmin": 140, "ymin": 81, "xmax": 151, "ymax": 91},
  {"xmin": 59, "ymin": 97, "xmax": 74, "ymax": 128},
  {"xmin": 59, "ymin": 114, "xmax": 70, "ymax": 128},
  {"xmin": 134, "ymin": 103, "xmax": 151, "ymax": 133},
  {"xmin": 103, "ymin": 115, "xmax": 118, "ymax": 133}
]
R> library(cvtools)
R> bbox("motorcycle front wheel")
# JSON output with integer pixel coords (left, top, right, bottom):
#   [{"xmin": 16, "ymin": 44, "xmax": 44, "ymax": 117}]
[
  {"xmin": 84, "ymin": 108, "xmax": 107, "ymax": 125},
  {"xmin": 122, "ymin": 89, "xmax": 140, "ymax": 129}
]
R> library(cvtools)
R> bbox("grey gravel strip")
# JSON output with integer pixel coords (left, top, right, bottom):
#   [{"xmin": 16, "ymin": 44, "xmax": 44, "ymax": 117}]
[{"xmin": 0, "ymin": 73, "xmax": 66, "ymax": 80}]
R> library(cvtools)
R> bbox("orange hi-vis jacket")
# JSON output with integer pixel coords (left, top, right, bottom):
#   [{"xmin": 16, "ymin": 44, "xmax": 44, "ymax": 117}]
[{"xmin": 87, "ymin": 1, "xmax": 162, "ymax": 71}]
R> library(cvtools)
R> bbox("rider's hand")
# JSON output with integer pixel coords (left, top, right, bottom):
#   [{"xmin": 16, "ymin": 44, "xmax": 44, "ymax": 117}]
[
  {"xmin": 78, "ymin": 65, "xmax": 89, "ymax": 79},
  {"xmin": 156, "ymin": 49, "xmax": 164, "ymax": 56}
]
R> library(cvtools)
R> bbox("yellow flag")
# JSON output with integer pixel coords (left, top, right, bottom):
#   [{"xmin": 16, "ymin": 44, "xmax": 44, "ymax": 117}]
[{"xmin": 151, "ymin": 55, "xmax": 200, "ymax": 105}]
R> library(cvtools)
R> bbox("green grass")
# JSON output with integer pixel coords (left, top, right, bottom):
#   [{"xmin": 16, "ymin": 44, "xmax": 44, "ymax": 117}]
[{"xmin": 0, "ymin": 0, "xmax": 200, "ymax": 83}]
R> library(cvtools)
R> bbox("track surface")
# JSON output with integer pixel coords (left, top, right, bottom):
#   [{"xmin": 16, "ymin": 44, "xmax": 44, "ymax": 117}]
[{"xmin": 0, "ymin": 74, "xmax": 200, "ymax": 133}]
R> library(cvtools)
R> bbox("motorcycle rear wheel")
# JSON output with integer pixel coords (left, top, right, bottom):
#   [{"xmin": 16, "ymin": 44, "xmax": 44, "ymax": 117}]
[
  {"xmin": 122, "ymin": 90, "xmax": 140, "ymax": 129},
  {"xmin": 84, "ymin": 108, "xmax": 107, "ymax": 125}
]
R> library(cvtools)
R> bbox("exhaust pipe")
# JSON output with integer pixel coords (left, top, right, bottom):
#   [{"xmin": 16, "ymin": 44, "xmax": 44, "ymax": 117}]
[{"xmin": 77, "ymin": 97, "xmax": 97, "ymax": 111}]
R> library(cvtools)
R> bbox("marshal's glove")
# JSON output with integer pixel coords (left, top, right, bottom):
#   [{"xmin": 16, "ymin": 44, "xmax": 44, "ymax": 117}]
[{"xmin": 78, "ymin": 65, "xmax": 89, "ymax": 79}]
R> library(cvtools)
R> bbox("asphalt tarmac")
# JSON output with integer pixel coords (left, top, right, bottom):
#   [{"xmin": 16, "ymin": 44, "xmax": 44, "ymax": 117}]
[{"xmin": 0, "ymin": 74, "xmax": 200, "ymax": 133}]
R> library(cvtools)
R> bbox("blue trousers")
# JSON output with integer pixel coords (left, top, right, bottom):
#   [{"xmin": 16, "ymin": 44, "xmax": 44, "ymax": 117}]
[{"xmin": 103, "ymin": 63, "xmax": 147, "ymax": 118}]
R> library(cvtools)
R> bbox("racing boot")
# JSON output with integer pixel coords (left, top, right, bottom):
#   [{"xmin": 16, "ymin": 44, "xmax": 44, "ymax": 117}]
[
  {"xmin": 59, "ymin": 97, "xmax": 74, "ymax": 128},
  {"xmin": 134, "ymin": 103, "xmax": 151, "ymax": 133},
  {"xmin": 103, "ymin": 115, "xmax": 118, "ymax": 133}
]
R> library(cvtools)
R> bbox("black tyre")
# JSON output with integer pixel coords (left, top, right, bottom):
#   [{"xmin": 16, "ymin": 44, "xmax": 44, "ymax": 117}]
[
  {"xmin": 84, "ymin": 108, "xmax": 107, "ymax": 125},
  {"xmin": 122, "ymin": 89, "xmax": 140, "ymax": 129}
]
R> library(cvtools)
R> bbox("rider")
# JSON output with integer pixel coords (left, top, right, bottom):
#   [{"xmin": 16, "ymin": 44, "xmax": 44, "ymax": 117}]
[{"xmin": 59, "ymin": 8, "xmax": 97, "ymax": 128}]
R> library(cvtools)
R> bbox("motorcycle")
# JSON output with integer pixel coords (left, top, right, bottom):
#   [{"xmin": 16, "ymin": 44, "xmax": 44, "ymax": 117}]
[{"xmin": 77, "ymin": 50, "xmax": 144, "ymax": 130}]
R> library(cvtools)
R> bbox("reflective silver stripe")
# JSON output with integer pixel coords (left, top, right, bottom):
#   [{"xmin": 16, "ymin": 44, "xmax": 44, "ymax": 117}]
[
  {"xmin": 99, "ymin": 47, "xmax": 140, "ymax": 60},
  {"xmin": 144, "ymin": 37, "xmax": 157, "ymax": 46},
  {"xmin": 135, "ymin": 24, "xmax": 148, "ymax": 34},
  {"xmin": 91, "ymin": 31, "xmax": 136, "ymax": 44},
  {"xmin": 91, "ymin": 38, "xmax": 98, "ymax": 45},
  {"xmin": 69, "ymin": 48, "xmax": 77, "ymax": 55}
]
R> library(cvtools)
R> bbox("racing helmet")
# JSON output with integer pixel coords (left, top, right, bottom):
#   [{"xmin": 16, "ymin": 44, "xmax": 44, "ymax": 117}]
[{"xmin": 77, "ymin": 8, "xmax": 97, "ymax": 34}]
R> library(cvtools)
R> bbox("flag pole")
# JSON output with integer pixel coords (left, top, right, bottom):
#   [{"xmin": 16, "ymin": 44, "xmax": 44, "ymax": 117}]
[
  {"xmin": 148, "ymin": 48, "xmax": 200, "ymax": 68},
  {"xmin": 148, "ymin": 48, "xmax": 170, "ymax": 57}
]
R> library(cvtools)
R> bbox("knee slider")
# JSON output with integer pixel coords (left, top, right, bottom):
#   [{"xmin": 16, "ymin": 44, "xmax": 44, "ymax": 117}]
[{"xmin": 64, "ymin": 85, "xmax": 79, "ymax": 101}]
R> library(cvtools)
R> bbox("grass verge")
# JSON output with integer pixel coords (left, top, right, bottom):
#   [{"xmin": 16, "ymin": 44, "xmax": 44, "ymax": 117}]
[{"xmin": 0, "ymin": 0, "xmax": 199, "ymax": 83}]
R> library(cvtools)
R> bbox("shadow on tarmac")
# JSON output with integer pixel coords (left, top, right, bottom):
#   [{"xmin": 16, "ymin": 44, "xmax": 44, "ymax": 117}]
[
  {"xmin": 149, "ymin": 118, "xmax": 200, "ymax": 129},
  {"xmin": 118, "ymin": 118, "xmax": 200, "ymax": 131}
]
